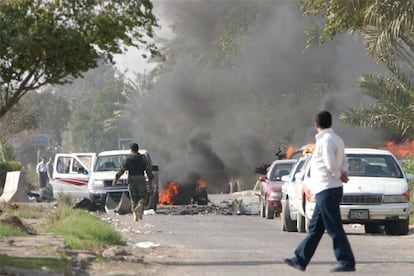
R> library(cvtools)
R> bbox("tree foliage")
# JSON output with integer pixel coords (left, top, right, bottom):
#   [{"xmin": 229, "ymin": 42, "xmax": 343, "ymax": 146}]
[
  {"xmin": 299, "ymin": 0, "xmax": 414, "ymax": 138},
  {"xmin": 298, "ymin": 0, "xmax": 414, "ymax": 65},
  {"xmin": 70, "ymin": 67, "xmax": 131, "ymax": 152},
  {"xmin": 0, "ymin": 0, "xmax": 159, "ymax": 118},
  {"xmin": 341, "ymin": 63, "xmax": 414, "ymax": 138}
]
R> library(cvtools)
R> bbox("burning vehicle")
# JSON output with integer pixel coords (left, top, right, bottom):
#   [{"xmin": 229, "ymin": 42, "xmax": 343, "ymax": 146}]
[{"xmin": 158, "ymin": 178, "xmax": 209, "ymax": 206}]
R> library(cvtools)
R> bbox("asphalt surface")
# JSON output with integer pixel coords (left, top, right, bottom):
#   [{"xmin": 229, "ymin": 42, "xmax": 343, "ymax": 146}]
[{"xmin": 96, "ymin": 193, "xmax": 414, "ymax": 276}]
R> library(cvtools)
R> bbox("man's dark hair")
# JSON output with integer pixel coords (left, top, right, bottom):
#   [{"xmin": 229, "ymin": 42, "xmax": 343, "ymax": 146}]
[
  {"xmin": 130, "ymin": 143, "xmax": 139, "ymax": 153},
  {"xmin": 315, "ymin": 110, "xmax": 332, "ymax": 129}
]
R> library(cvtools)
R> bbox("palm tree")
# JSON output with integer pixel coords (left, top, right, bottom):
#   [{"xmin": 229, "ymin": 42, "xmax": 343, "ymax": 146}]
[
  {"xmin": 362, "ymin": 0, "xmax": 414, "ymax": 68},
  {"xmin": 299, "ymin": 0, "xmax": 414, "ymax": 137},
  {"xmin": 340, "ymin": 63, "xmax": 414, "ymax": 138}
]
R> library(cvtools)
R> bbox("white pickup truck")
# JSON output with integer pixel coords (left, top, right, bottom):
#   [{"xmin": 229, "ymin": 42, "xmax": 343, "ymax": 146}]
[{"xmin": 51, "ymin": 149, "xmax": 159, "ymax": 210}]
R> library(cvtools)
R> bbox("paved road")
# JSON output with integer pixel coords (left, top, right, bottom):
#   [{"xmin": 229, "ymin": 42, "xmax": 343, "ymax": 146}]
[{"xmin": 99, "ymin": 193, "xmax": 414, "ymax": 276}]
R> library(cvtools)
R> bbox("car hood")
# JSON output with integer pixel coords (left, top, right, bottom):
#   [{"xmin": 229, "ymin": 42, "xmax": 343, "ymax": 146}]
[
  {"xmin": 90, "ymin": 171, "xmax": 127, "ymax": 181},
  {"xmin": 345, "ymin": 177, "xmax": 408, "ymax": 195}
]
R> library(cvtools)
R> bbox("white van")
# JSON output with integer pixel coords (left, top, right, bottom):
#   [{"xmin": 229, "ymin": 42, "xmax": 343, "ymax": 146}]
[{"xmin": 51, "ymin": 149, "xmax": 159, "ymax": 209}]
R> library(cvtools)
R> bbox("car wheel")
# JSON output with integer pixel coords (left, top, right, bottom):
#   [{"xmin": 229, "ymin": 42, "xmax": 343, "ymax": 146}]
[
  {"xmin": 305, "ymin": 215, "xmax": 310, "ymax": 233},
  {"xmin": 282, "ymin": 199, "xmax": 297, "ymax": 232},
  {"xmin": 151, "ymin": 192, "xmax": 159, "ymax": 211},
  {"xmin": 296, "ymin": 212, "xmax": 305, "ymax": 233},
  {"xmin": 265, "ymin": 200, "xmax": 274, "ymax": 219},
  {"xmin": 384, "ymin": 219, "xmax": 409, "ymax": 235},
  {"xmin": 364, "ymin": 222, "xmax": 384, "ymax": 234}
]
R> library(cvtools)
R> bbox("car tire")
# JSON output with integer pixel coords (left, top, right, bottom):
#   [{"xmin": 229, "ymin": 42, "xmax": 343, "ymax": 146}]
[
  {"xmin": 384, "ymin": 219, "xmax": 409, "ymax": 235},
  {"xmin": 297, "ymin": 212, "xmax": 306, "ymax": 233},
  {"xmin": 265, "ymin": 200, "xmax": 274, "ymax": 219},
  {"xmin": 282, "ymin": 199, "xmax": 297, "ymax": 232},
  {"xmin": 364, "ymin": 222, "xmax": 384, "ymax": 234},
  {"xmin": 151, "ymin": 192, "xmax": 159, "ymax": 211}
]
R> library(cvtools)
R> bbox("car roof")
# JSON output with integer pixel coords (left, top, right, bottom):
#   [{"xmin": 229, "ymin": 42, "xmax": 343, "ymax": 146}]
[
  {"xmin": 345, "ymin": 148, "xmax": 393, "ymax": 155},
  {"xmin": 271, "ymin": 159, "xmax": 297, "ymax": 165},
  {"xmin": 98, "ymin": 149, "xmax": 148, "ymax": 156}
]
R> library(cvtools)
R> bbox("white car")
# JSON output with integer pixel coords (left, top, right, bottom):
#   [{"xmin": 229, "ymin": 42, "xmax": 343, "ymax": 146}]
[
  {"xmin": 282, "ymin": 148, "xmax": 411, "ymax": 235},
  {"xmin": 280, "ymin": 154, "xmax": 311, "ymax": 232},
  {"xmin": 51, "ymin": 149, "xmax": 159, "ymax": 209}
]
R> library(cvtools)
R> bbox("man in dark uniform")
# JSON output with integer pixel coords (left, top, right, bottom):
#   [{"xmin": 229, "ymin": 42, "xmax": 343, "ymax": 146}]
[{"xmin": 112, "ymin": 143, "xmax": 154, "ymax": 222}]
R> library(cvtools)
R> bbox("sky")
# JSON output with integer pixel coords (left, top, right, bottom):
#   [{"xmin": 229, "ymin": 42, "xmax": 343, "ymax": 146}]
[{"xmin": 116, "ymin": 0, "xmax": 387, "ymax": 192}]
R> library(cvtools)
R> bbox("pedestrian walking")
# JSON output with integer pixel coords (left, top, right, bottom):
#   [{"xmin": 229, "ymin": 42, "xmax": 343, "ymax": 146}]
[
  {"xmin": 112, "ymin": 143, "xmax": 154, "ymax": 222},
  {"xmin": 284, "ymin": 110, "xmax": 356, "ymax": 272},
  {"xmin": 36, "ymin": 157, "xmax": 49, "ymax": 188}
]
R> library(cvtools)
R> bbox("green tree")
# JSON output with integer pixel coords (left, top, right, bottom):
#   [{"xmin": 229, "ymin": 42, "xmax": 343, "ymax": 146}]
[
  {"xmin": 341, "ymin": 64, "xmax": 414, "ymax": 139},
  {"xmin": 299, "ymin": 0, "xmax": 414, "ymax": 137},
  {"xmin": 22, "ymin": 90, "xmax": 71, "ymax": 147},
  {"xmin": 70, "ymin": 71, "xmax": 131, "ymax": 152},
  {"xmin": 298, "ymin": 0, "xmax": 414, "ymax": 65},
  {"xmin": 0, "ymin": 0, "xmax": 159, "ymax": 118}
]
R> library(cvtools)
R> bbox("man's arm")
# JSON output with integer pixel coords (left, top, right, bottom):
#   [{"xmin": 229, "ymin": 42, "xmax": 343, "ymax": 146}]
[
  {"xmin": 143, "ymin": 156, "xmax": 154, "ymax": 182},
  {"xmin": 112, "ymin": 161, "xmax": 127, "ymax": 186}
]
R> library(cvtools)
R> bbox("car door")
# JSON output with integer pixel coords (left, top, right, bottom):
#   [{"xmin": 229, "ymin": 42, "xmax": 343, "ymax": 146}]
[
  {"xmin": 51, "ymin": 153, "xmax": 96, "ymax": 200},
  {"xmin": 293, "ymin": 155, "xmax": 312, "ymax": 216}
]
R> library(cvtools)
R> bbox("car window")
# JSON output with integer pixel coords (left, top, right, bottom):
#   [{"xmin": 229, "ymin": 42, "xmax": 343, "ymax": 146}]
[
  {"xmin": 289, "ymin": 157, "xmax": 308, "ymax": 181},
  {"xmin": 346, "ymin": 154, "xmax": 403, "ymax": 178},
  {"xmin": 95, "ymin": 155, "xmax": 128, "ymax": 171},
  {"xmin": 56, "ymin": 157, "xmax": 70, "ymax": 173},
  {"xmin": 270, "ymin": 163, "xmax": 294, "ymax": 181}
]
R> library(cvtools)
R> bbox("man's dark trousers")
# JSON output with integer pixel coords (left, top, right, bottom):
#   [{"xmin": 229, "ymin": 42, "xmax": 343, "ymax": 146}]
[{"xmin": 293, "ymin": 187, "xmax": 355, "ymax": 269}]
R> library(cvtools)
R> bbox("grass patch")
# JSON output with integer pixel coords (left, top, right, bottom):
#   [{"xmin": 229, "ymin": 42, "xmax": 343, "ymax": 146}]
[
  {"xmin": 0, "ymin": 223, "xmax": 29, "ymax": 238},
  {"xmin": 1, "ymin": 203, "xmax": 45, "ymax": 219},
  {"xmin": 46, "ymin": 203, "xmax": 124, "ymax": 250},
  {"xmin": 0, "ymin": 254, "xmax": 70, "ymax": 273}
]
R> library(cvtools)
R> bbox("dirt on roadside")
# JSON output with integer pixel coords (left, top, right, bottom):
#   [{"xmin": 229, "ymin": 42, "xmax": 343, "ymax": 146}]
[{"xmin": 0, "ymin": 193, "xmax": 258, "ymax": 275}]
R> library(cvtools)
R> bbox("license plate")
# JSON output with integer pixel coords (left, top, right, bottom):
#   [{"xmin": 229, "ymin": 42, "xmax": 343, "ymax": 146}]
[{"xmin": 349, "ymin": 209, "xmax": 369, "ymax": 220}]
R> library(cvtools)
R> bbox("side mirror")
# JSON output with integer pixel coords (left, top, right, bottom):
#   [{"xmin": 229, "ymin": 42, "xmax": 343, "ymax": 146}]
[
  {"xmin": 152, "ymin": 165, "xmax": 159, "ymax": 172},
  {"xmin": 259, "ymin": 175, "xmax": 267, "ymax": 182},
  {"xmin": 281, "ymin": 175, "xmax": 290, "ymax": 182},
  {"xmin": 294, "ymin": 172, "xmax": 304, "ymax": 180},
  {"xmin": 406, "ymin": 173, "xmax": 413, "ymax": 180}
]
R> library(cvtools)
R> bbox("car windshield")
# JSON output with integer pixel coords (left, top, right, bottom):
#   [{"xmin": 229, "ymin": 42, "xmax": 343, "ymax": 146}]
[
  {"xmin": 346, "ymin": 154, "xmax": 403, "ymax": 178},
  {"xmin": 95, "ymin": 154, "xmax": 128, "ymax": 171},
  {"xmin": 270, "ymin": 163, "xmax": 294, "ymax": 181}
]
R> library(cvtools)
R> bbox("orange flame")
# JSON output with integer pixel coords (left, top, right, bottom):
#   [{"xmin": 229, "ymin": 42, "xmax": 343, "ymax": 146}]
[
  {"xmin": 159, "ymin": 181, "xmax": 180, "ymax": 205},
  {"xmin": 286, "ymin": 145, "xmax": 297, "ymax": 159},
  {"xmin": 197, "ymin": 179, "xmax": 208, "ymax": 190},
  {"xmin": 302, "ymin": 144, "xmax": 315, "ymax": 155},
  {"xmin": 385, "ymin": 141, "xmax": 414, "ymax": 158}
]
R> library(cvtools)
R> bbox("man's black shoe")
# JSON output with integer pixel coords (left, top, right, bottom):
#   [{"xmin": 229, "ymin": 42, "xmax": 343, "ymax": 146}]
[
  {"xmin": 284, "ymin": 258, "xmax": 305, "ymax": 271},
  {"xmin": 331, "ymin": 265, "xmax": 356, "ymax": 272}
]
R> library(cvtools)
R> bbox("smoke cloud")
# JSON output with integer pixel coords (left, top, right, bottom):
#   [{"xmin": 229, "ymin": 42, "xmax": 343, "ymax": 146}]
[{"xmin": 128, "ymin": 0, "xmax": 386, "ymax": 191}]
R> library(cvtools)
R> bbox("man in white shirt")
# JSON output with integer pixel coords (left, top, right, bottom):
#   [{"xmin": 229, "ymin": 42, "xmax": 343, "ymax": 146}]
[
  {"xmin": 36, "ymin": 157, "xmax": 48, "ymax": 188},
  {"xmin": 284, "ymin": 111, "xmax": 355, "ymax": 272}
]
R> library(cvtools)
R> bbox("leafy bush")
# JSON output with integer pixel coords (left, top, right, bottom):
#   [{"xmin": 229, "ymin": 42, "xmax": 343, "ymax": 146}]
[{"xmin": 0, "ymin": 161, "xmax": 23, "ymax": 190}]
